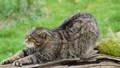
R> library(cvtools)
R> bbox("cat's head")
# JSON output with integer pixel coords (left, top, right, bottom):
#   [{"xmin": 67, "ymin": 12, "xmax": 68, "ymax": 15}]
[{"xmin": 24, "ymin": 27, "xmax": 54, "ymax": 48}]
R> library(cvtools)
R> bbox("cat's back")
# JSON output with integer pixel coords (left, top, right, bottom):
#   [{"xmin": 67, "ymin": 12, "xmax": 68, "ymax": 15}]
[
  {"xmin": 53, "ymin": 12, "xmax": 99, "ymax": 39},
  {"xmin": 57, "ymin": 12, "xmax": 98, "ymax": 30},
  {"xmin": 52, "ymin": 12, "xmax": 99, "ymax": 59}
]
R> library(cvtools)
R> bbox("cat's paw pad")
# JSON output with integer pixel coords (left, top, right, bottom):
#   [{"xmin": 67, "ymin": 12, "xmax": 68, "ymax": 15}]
[{"xmin": 13, "ymin": 60, "xmax": 23, "ymax": 67}]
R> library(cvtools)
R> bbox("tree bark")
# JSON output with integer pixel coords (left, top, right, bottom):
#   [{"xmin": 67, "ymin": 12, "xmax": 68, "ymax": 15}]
[{"xmin": 0, "ymin": 54, "xmax": 120, "ymax": 68}]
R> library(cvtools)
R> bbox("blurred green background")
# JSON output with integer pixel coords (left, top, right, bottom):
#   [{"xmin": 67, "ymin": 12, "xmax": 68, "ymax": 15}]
[{"xmin": 0, "ymin": 0, "xmax": 120, "ymax": 61}]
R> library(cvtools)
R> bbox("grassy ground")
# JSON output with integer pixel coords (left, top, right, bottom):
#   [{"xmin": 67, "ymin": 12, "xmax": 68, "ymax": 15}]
[{"xmin": 0, "ymin": 0, "xmax": 120, "ymax": 61}]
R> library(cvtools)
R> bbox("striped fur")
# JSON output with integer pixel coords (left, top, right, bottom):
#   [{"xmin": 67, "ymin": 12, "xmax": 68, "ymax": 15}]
[{"xmin": 1, "ymin": 12, "xmax": 99, "ymax": 66}]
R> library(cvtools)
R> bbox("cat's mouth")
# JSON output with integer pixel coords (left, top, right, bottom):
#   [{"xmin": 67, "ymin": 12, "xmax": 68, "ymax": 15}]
[{"xmin": 24, "ymin": 42, "xmax": 35, "ymax": 48}]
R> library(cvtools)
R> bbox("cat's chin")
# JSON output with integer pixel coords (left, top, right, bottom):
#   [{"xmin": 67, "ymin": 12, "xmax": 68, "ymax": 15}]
[
  {"xmin": 26, "ymin": 46, "xmax": 34, "ymax": 48},
  {"xmin": 26, "ymin": 44, "xmax": 35, "ymax": 48}
]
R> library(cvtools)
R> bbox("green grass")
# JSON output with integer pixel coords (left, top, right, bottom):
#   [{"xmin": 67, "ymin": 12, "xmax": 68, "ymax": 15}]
[{"xmin": 0, "ymin": 0, "xmax": 120, "ymax": 61}]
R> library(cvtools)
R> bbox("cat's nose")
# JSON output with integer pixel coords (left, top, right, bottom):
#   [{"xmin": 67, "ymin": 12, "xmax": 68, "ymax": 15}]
[
  {"xmin": 23, "ymin": 40, "xmax": 28, "ymax": 45},
  {"xmin": 23, "ymin": 41, "xmax": 26, "ymax": 45},
  {"xmin": 23, "ymin": 42, "xmax": 26, "ymax": 45}
]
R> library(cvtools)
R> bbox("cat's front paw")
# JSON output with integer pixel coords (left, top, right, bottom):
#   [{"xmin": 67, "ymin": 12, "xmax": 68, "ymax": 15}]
[
  {"xmin": 0, "ymin": 59, "xmax": 12, "ymax": 65},
  {"xmin": 13, "ymin": 60, "xmax": 23, "ymax": 67}
]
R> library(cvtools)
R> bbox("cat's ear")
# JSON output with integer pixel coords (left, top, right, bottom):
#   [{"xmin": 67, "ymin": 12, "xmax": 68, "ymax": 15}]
[{"xmin": 30, "ymin": 27, "xmax": 37, "ymax": 31}]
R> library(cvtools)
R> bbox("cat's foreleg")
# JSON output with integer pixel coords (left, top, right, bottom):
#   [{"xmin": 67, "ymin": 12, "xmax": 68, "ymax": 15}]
[
  {"xmin": 12, "ymin": 53, "xmax": 41, "ymax": 67},
  {"xmin": 0, "ymin": 48, "xmax": 34, "ymax": 65}
]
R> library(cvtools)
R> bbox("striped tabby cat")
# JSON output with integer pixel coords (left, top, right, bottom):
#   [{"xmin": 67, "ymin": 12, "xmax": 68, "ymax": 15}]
[{"xmin": 1, "ymin": 12, "xmax": 99, "ymax": 67}]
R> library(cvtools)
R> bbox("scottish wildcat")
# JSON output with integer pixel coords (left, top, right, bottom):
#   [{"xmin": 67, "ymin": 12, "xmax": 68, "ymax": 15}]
[{"xmin": 1, "ymin": 12, "xmax": 99, "ymax": 67}]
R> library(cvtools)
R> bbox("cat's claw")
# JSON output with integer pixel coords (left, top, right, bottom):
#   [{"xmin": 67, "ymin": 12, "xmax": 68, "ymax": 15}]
[{"xmin": 13, "ymin": 60, "xmax": 23, "ymax": 67}]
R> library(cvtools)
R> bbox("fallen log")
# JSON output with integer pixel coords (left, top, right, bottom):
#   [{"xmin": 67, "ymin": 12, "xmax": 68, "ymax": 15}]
[{"xmin": 0, "ymin": 54, "xmax": 120, "ymax": 68}]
